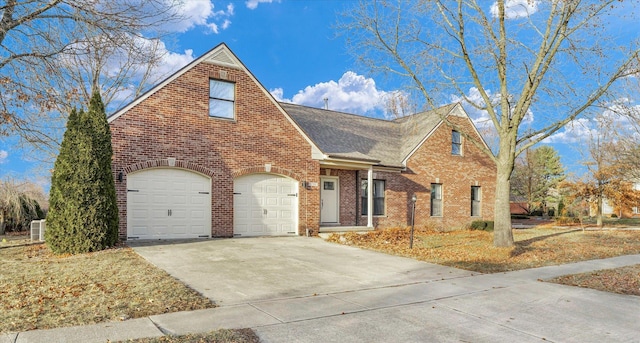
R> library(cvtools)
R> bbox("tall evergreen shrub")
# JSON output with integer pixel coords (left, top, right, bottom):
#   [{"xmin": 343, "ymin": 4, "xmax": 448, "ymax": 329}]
[{"xmin": 46, "ymin": 90, "xmax": 118, "ymax": 254}]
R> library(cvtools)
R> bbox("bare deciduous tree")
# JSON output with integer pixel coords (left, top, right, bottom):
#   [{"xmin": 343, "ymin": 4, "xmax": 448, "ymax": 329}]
[
  {"xmin": 577, "ymin": 110, "xmax": 640, "ymax": 225},
  {"xmin": 342, "ymin": 0, "xmax": 640, "ymax": 246},
  {"xmin": 0, "ymin": 0, "xmax": 183, "ymax": 161}
]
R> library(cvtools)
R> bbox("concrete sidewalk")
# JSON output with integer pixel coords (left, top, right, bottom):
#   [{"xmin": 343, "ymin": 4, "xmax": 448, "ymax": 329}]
[{"xmin": 4, "ymin": 253, "xmax": 640, "ymax": 343}]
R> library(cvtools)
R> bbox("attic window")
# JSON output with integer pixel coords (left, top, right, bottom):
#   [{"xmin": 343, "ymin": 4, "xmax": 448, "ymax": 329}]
[
  {"xmin": 209, "ymin": 79, "xmax": 235, "ymax": 119},
  {"xmin": 452, "ymin": 130, "xmax": 462, "ymax": 155}
]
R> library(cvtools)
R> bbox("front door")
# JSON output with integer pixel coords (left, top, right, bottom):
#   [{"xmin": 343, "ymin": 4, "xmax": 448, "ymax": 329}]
[{"xmin": 320, "ymin": 177, "xmax": 339, "ymax": 223}]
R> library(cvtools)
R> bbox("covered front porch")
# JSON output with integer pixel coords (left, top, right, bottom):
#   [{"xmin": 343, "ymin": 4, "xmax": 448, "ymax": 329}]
[{"xmin": 317, "ymin": 154, "xmax": 401, "ymax": 233}]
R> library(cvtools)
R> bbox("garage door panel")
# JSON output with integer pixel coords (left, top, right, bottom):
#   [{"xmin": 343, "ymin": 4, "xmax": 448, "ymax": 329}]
[
  {"xmin": 131, "ymin": 226, "xmax": 149, "ymax": 236},
  {"xmin": 152, "ymin": 195, "xmax": 168, "ymax": 204},
  {"xmin": 152, "ymin": 224, "xmax": 169, "ymax": 235},
  {"xmin": 252, "ymin": 184, "xmax": 264, "ymax": 193},
  {"xmin": 189, "ymin": 209, "xmax": 205, "ymax": 219},
  {"xmin": 171, "ymin": 195, "xmax": 187, "ymax": 205},
  {"xmin": 151, "ymin": 208, "xmax": 168, "ymax": 218},
  {"xmin": 171, "ymin": 180, "xmax": 187, "ymax": 189},
  {"xmin": 172, "ymin": 225, "xmax": 187, "ymax": 234},
  {"xmin": 266, "ymin": 185, "xmax": 277, "ymax": 193},
  {"xmin": 190, "ymin": 196, "xmax": 207, "ymax": 206},
  {"xmin": 266, "ymin": 211, "xmax": 277, "ymax": 219},
  {"xmin": 251, "ymin": 224, "xmax": 265, "ymax": 233},
  {"xmin": 266, "ymin": 197, "xmax": 278, "ymax": 206},
  {"xmin": 189, "ymin": 225, "xmax": 205, "ymax": 234},
  {"xmin": 127, "ymin": 168, "xmax": 211, "ymax": 240},
  {"xmin": 171, "ymin": 208, "xmax": 187, "ymax": 219},
  {"xmin": 280, "ymin": 185, "xmax": 293, "ymax": 193},
  {"xmin": 151, "ymin": 179, "xmax": 167, "ymax": 189},
  {"xmin": 131, "ymin": 208, "xmax": 148, "ymax": 219},
  {"xmin": 281, "ymin": 210, "xmax": 292, "ymax": 219}
]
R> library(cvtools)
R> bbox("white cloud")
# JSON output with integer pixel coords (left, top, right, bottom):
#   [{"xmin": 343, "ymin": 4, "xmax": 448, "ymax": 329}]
[
  {"xmin": 491, "ymin": 0, "xmax": 539, "ymax": 19},
  {"xmin": 450, "ymin": 87, "xmax": 496, "ymax": 130},
  {"xmin": 270, "ymin": 87, "xmax": 286, "ymax": 102},
  {"xmin": 271, "ymin": 71, "xmax": 395, "ymax": 116},
  {"xmin": 450, "ymin": 87, "xmax": 534, "ymax": 130},
  {"xmin": 246, "ymin": 0, "xmax": 280, "ymax": 10},
  {"xmin": 156, "ymin": 47, "xmax": 195, "ymax": 77},
  {"xmin": 171, "ymin": 1, "xmax": 234, "ymax": 34},
  {"xmin": 110, "ymin": 37, "xmax": 195, "ymax": 79},
  {"xmin": 0, "ymin": 150, "xmax": 7, "ymax": 164},
  {"xmin": 108, "ymin": 40, "xmax": 195, "ymax": 106},
  {"xmin": 544, "ymin": 102, "xmax": 640, "ymax": 144},
  {"xmin": 543, "ymin": 118, "xmax": 596, "ymax": 143}
]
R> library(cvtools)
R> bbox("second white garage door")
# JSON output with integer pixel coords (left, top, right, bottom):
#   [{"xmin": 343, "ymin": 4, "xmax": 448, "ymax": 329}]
[
  {"xmin": 127, "ymin": 168, "xmax": 211, "ymax": 240},
  {"xmin": 234, "ymin": 173, "xmax": 298, "ymax": 237}
]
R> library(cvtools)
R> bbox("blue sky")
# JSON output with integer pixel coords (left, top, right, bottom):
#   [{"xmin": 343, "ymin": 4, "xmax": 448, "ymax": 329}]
[{"xmin": 1, "ymin": 0, "xmax": 638, "ymax": 187}]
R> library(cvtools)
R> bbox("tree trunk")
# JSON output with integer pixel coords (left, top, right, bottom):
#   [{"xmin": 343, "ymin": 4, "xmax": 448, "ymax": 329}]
[
  {"xmin": 0, "ymin": 212, "xmax": 6, "ymax": 235},
  {"xmin": 596, "ymin": 193, "xmax": 603, "ymax": 228},
  {"xmin": 494, "ymin": 146, "xmax": 515, "ymax": 247}
]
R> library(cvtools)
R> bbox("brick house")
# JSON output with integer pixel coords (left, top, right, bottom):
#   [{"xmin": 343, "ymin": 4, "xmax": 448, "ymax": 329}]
[{"xmin": 108, "ymin": 43, "xmax": 496, "ymax": 240}]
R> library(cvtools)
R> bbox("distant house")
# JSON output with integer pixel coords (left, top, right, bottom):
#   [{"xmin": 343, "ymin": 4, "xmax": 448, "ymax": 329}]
[
  {"xmin": 510, "ymin": 196, "xmax": 529, "ymax": 216},
  {"xmin": 592, "ymin": 182, "xmax": 640, "ymax": 218},
  {"xmin": 107, "ymin": 43, "xmax": 497, "ymax": 240}
]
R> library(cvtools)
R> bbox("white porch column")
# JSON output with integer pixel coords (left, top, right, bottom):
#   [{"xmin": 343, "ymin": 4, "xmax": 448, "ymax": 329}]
[{"xmin": 367, "ymin": 165, "xmax": 373, "ymax": 228}]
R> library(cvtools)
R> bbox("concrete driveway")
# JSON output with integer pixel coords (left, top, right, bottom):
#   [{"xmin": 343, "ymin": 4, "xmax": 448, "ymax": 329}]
[
  {"xmin": 130, "ymin": 236, "xmax": 473, "ymax": 306},
  {"xmin": 127, "ymin": 237, "xmax": 640, "ymax": 343}
]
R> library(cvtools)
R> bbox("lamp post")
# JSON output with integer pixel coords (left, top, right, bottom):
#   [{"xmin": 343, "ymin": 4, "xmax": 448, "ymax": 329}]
[{"xmin": 410, "ymin": 194, "xmax": 417, "ymax": 249}]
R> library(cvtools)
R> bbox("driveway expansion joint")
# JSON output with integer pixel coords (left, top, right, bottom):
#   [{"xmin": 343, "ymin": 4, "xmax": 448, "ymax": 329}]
[
  {"xmin": 247, "ymin": 303, "xmax": 286, "ymax": 324},
  {"xmin": 148, "ymin": 317, "xmax": 173, "ymax": 336}
]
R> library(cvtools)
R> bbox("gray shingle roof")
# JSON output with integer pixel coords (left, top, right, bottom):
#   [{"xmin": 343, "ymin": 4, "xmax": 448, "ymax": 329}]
[{"xmin": 280, "ymin": 102, "xmax": 457, "ymax": 168}]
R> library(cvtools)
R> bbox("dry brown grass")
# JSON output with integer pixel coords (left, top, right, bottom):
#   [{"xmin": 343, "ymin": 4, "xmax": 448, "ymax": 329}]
[
  {"xmin": 0, "ymin": 240, "xmax": 214, "ymax": 333},
  {"xmin": 327, "ymin": 227, "xmax": 640, "ymax": 273},
  {"xmin": 549, "ymin": 264, "xmax": 640, "ymax": 296},
  {"xmin": 118, "ymin": 328, "xmax": 261, "ymax": 343}
]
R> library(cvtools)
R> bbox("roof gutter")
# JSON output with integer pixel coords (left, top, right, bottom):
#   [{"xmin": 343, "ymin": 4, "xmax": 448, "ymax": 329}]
[{"xmin": 319, "ymin": 156, "xmax": 403, "ymax": 172}]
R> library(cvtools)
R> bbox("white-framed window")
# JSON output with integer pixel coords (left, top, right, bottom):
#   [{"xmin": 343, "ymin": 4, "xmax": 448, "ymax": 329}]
[
  {"xmin": 471, "ymin": 186, "xmax": 481, "ymax": 217},
  {"xmin": 362, "ymin": 179, "xmax": 385, "ymax": 216},
  {"xmin": 431, "ymin": 183, "xmax": 443, "ymax": 216},
  {"xmin": 633, "ymin": 207, "xmax": 639, "ymax": 214},
  {"xmin": 452, "ymin": 130, "xmax": 462, "ymax": 155},
  {"xmin": 209, "ymin": 79, "xmax": 235, "ymax": 119}
]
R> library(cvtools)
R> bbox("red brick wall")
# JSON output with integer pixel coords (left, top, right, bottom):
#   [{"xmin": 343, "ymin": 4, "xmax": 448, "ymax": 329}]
[
  {"xmin": 356, "ymin": 115, "xmax": 496, "ymax": 230},
  {"xmin": 110, "ymin": 63, "xmax": 320, "ymax": 239}
]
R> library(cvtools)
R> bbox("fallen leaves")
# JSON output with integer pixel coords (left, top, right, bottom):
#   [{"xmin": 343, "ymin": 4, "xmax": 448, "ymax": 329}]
[
  {"xmin": 116, "ymin": 328, "xmax": 261, "ymax": 343},
  {"xmin": 549, "ymin": 264, "xmax": 640, "ymax": 296},
  {"xmin": 327, "ymin": 227, "xmax": 640, "ymax": 274},
  {"xmin": 0, "ymin": 243, "xmax": 214, "ymax": 333}
]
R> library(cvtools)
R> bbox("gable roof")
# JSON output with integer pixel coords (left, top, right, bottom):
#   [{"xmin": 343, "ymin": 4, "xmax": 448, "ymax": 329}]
[
  {"xmin": 106, "ymin": 43, "xmax": 323, "ymax": 155},
  {"xmin": 282, "ymin": 102, "xmax": 470, "ymax": 168}
]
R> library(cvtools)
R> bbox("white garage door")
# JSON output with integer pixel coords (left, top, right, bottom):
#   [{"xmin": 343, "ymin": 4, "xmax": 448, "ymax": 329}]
[
  {"xmin": 234, "ymin": 173, "xmax": 298, "ymax": 237},
  {"xmin": 127, "ymin": 168, "xmax": 211, "ymax": 239}
]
